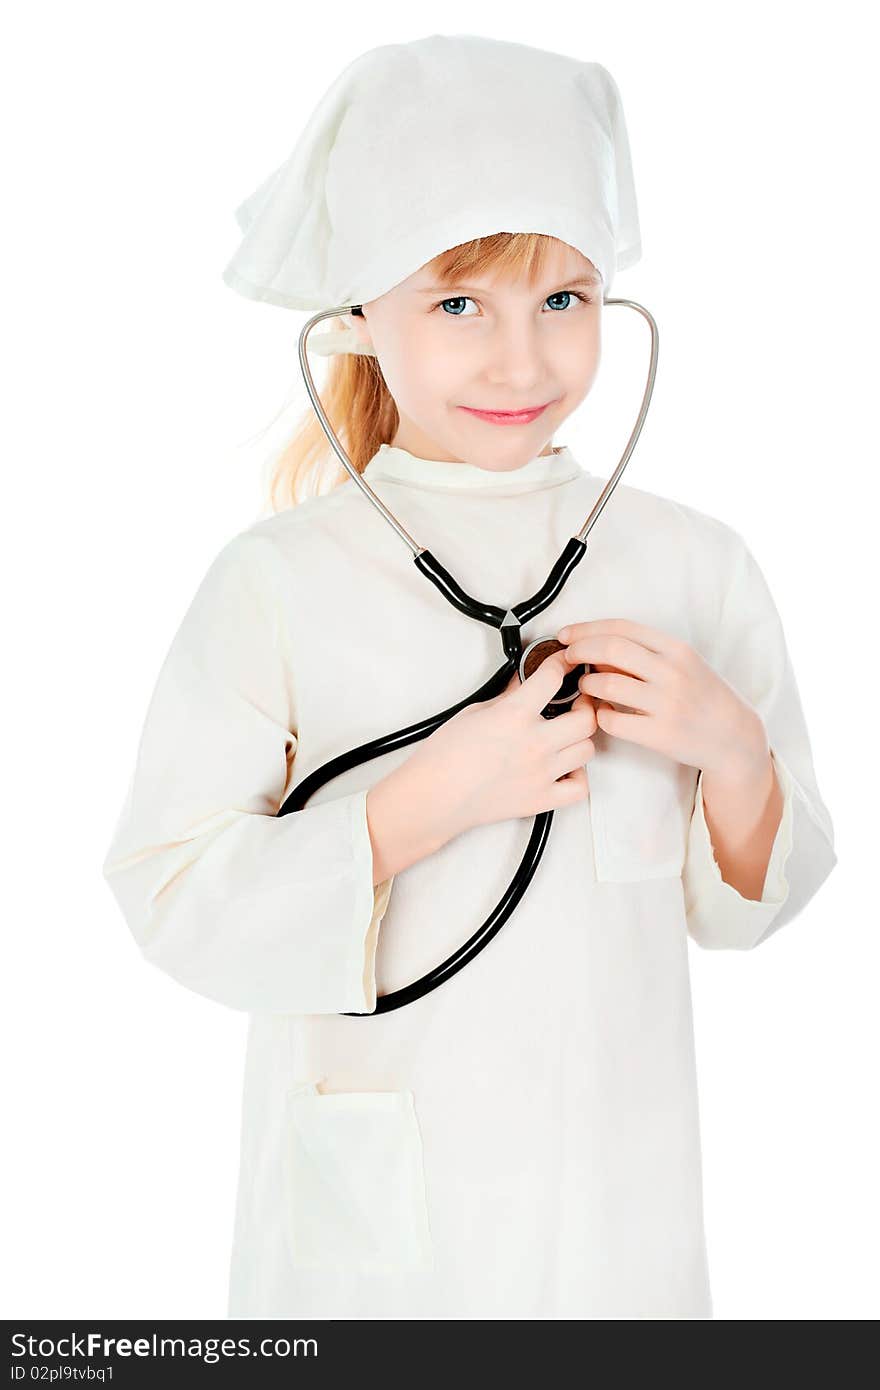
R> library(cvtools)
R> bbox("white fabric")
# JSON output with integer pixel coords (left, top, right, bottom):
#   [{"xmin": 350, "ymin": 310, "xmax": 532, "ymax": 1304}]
[
  {"xmin": 102, "ymin": 442, "xmax": 837, "ymax": 1319},
  {"xmin": 221, "ymin": 35, "xmax": 642, "ymax": 356}
]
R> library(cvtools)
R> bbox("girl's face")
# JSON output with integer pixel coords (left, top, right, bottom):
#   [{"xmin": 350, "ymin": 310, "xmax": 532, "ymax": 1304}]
[{"xmin": 351, "ymin": 239, "xmax": 602, "ymax": 470}]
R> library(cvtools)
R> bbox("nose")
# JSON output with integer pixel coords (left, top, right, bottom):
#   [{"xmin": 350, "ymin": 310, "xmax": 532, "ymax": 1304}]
[{"xmin": 483, "ymin": 321, "xmax": 547, "ymax": 388}]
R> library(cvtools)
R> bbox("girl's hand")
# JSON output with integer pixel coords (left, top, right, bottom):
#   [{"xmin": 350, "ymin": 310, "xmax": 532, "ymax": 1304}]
[
  {"xmin": 398, "ymin": 651, "xmax": 598, "ymax": 843},
  {"xmin": 556, "ymin": 617, "xmax": 770, "ymax": 781}
]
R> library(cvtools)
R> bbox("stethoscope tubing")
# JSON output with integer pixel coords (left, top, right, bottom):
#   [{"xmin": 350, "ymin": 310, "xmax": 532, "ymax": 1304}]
[{"xmin": 278, "ymin": 296, "xmax": 659, "ymax": 1015}]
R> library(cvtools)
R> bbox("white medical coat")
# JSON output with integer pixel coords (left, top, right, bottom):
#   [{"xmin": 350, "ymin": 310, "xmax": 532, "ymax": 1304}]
[{"xmin": 102, "ymin": 442, "xmax": 837, "ymax": 1319}]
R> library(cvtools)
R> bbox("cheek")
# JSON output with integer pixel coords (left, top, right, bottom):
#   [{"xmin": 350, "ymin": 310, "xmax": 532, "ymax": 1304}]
[
  {"xmin": 380, "ymin": 335, "xmax": 464, "ymax": 411},
  {"xmin": 557, "ymin": 329, "xmax": 600, "ymax": 399}
]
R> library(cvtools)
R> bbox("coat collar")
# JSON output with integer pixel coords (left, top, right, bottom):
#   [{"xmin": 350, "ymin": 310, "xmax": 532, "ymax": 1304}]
[{"xmin": 361, "ymin": 442, "xmax": 585, "ymax": 494}]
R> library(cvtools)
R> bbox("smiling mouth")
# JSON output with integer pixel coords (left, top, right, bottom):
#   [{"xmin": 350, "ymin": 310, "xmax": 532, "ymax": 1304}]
[
  {"xmin": 458, "ymin": 400, "xmax": 555, "ymax": 420},
  {"xmin": 464, "ymin": 403, "xmax": 551, "ymax": 413}
]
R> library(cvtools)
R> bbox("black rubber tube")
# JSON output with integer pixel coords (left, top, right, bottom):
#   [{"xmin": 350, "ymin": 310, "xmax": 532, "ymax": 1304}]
[{"xmin": 275, "ymin": 537, "xmax": 588, "ymax": 1015}]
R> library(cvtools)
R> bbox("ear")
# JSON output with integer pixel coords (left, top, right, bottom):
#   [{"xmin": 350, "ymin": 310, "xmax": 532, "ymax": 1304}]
[{"xmin": 348, "ymin": 307, "xmax": 374, "ymax": 353}]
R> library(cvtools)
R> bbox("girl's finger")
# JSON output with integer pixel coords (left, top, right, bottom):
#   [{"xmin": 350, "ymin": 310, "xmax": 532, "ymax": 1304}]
[
  {"xmin": 558, "ymin": 617, "xmax": 682, "ymax": 658},
  {"xmin": 564, "ymin": 634, "xmax": 664, "ymax": 683}
]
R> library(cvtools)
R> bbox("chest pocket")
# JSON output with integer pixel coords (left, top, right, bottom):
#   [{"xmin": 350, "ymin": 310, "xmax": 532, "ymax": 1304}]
[
  {"xmin": 283, "ymin": 1080, "xmax": 434, "ymax": 1274},
  {"xmin": 587, "ymin": 730, "xmax": 697, "ymax": 882}
]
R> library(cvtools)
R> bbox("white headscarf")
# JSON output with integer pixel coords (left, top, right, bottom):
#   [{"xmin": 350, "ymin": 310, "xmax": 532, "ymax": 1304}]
[{"xmin": 221, "ymin": 34, "xmax": 642, "ymax": 356}]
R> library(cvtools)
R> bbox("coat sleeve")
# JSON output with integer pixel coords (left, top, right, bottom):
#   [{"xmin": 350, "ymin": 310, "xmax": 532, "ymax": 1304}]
[
  {"xmin": 101, "ymin": 530, "xmax": 395, "ymax": 1014},
  {"xmin": 683, "ymin": 533, "xmax": 837, "ymax": 950}
]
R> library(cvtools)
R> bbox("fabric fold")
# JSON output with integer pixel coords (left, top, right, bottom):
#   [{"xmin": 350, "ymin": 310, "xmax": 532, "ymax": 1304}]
[
  {"xmin": 683, "ymin": 535, "xmax": 837, "ymax": 950},
  {"xmin": 101, "ymin": 531, "xmax": 395, "ymax": 1014}
]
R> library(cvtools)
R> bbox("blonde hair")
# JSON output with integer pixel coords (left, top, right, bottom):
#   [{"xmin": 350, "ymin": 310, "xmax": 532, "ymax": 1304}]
[{"xmin": 266, "ymin": 232, "xmax": 572, "ymax": 513}]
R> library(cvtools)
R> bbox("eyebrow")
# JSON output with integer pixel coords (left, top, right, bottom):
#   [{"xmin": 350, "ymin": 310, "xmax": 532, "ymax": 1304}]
[{"xmin": 416, "ymin": 272, "xmax": 602, "ymax": 295}]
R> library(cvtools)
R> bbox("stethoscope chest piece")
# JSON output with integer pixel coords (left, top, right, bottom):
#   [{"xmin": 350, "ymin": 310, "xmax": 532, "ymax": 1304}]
[{"xmin": 518, "ymin": 637, "xmax": 591, "ymax": 719}]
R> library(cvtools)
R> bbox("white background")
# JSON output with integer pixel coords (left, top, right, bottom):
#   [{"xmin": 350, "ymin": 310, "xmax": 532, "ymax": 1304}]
[{"xmin": 3, "ymin": 0, "xmax": 877, "ymax": 1321}]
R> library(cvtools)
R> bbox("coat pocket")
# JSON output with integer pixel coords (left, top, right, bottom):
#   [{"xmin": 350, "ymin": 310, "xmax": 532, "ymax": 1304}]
[
  {"xmin": 283, "ymin": 1080, "xmax": 434, "ymax": 1274},
  {"xmin": 587, "ymin": 732, "xmax": 697, "ymax": 882}
]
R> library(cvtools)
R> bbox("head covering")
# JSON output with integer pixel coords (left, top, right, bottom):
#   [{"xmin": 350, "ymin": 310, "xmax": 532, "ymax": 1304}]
[{"xmin": 221, "ymin": 34, "xmax": 641, "ymax": 356}]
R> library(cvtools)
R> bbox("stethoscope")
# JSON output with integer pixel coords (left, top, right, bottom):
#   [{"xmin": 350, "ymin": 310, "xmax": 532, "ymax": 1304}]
[{"xmin": 277, "ymin": 296, "xmax": 658, "ymax": 1015}]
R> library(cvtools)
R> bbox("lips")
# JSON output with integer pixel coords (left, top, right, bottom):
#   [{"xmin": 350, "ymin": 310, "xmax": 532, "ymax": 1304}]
[{"xmin": 458, "ymin": 401, "xmax": 552, "ymax": 425}]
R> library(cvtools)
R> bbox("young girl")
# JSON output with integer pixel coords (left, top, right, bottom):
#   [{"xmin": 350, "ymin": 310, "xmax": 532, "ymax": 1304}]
[{"xmin": 102, "ymin": 35, "xmax": 837, "ymax": 1320}]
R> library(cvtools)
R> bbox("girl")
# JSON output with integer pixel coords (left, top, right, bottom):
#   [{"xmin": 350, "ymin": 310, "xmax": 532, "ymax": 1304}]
[{"xmin": 102, "ymin": 35, "xmax": 837, "ymax": 1320}]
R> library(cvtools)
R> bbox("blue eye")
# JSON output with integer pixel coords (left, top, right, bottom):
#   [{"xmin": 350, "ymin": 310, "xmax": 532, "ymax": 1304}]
[
  {"xmin": 546, "ymin": 290, "xmax": 586, "ymax": 311},
  {"xmin": 434, "ymin": 290, "xmax": 593, "ymax": 316},
  {"xmin": 438, "ymin": 296, "xmax": 476, "ymax": 316}
]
